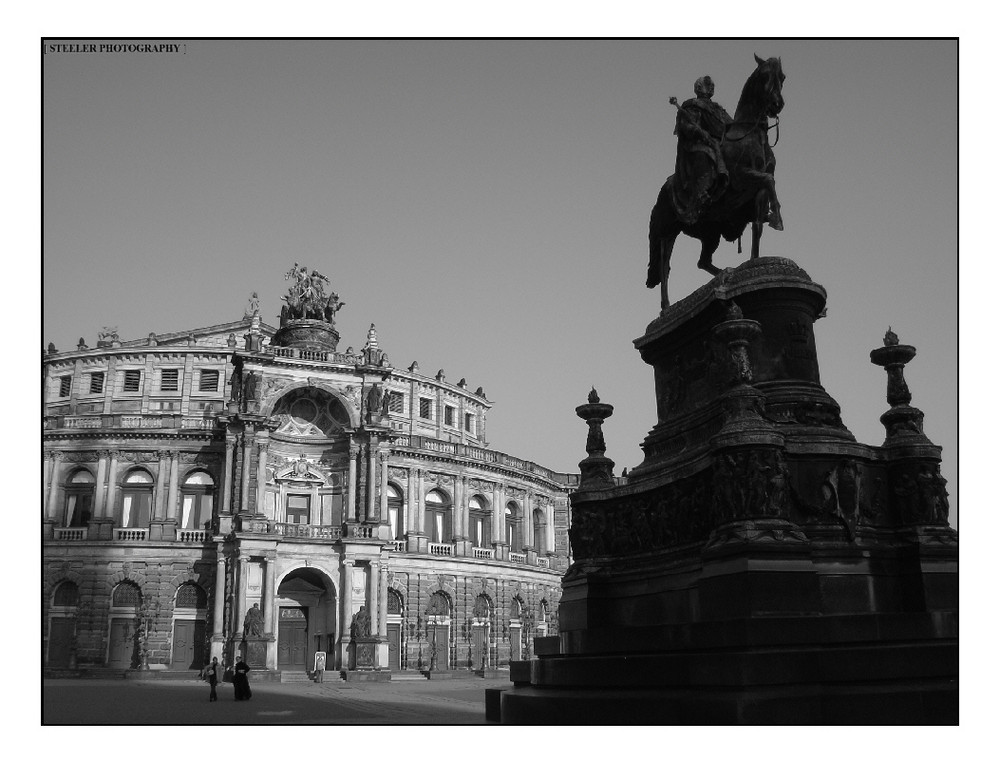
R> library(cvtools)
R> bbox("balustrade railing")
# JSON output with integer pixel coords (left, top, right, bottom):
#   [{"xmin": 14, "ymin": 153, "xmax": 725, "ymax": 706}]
[
  {"xmin": 53, "ymin": 527, "xmax": 88, "ymax": 540},
  {"xmin": 176, "ymin": 529, "xmax": 208, "ymax": 542},
  {"xmin": 265, "ymin": 345, "xmax": 361, "ymax": 365},
  {"xmin": 115, "ymin": 527, "xmax": 148, "ymax": 542},
  {"xmin": 63, "ymin": 416, "xmax": 102, "ymax": 429},
  {"xmin": 429, "ymin": 542, "xmax": 453, "ymax": 557},
  {"xmin": 388, "ymin": 540, "xmax": 405, "ymax": 552},
  {"xmin": 389, "ymin": 435, "xmax": 569, "ymax": 483},
  {"xmin": 274, "ymin": 522, "xmax": 342, "ymax": 539},
  {"xmin": 472, "ymin": 546, "xmax": 494, "ymax": 560},
  {"xmin": 509, "ymin": 552, "xmax": 527, "ymax": 564},
  {"xmin": 536, "ymin": 557, "xmax": 550, "ymax": 568}
]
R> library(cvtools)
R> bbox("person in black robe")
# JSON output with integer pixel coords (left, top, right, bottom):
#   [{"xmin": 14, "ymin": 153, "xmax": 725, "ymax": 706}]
[{"xmin": 233, "ymin": 656, "xmax": 252, "ymax": 701}]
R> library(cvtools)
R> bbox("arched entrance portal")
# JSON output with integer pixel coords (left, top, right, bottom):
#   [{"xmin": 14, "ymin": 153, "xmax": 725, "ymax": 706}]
[{"xmin": 275, "ymin": 568, "xmax": 338, "ymax": 672}]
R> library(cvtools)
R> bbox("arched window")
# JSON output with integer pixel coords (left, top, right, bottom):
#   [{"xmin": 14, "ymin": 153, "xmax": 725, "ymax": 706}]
[
  {"xmin": 387, "ymin": 589, "xmax": 403, "ymax": 616},
  {"xmin": 469, "ymin": 495, "xmax": 490, "ymax": 548},
  {"xmin": 64, "ymin": 470, "xmax": 95, "ymax": 528},
  {"xmin": 533, "ymin": 508, "xmax": 546, "ymax": 553},
  {"xmin": 424, "ymin": 489, "xmax": 452, "ymax": 545},
  {"xmin": 119, "ymin": 470, "xmax": 153, "ymax": 528},
  {"xmin": 509, "ymin": 597, "xmax": 522, "ymax": 621},
  {"xmin": 505, "ymin": 502, "xmax": 521, "ymax": 552},
  {"xmin": 387, "ymin": 484, "xmax": 404, "ymax": 540},
  {"xmin": 180, "ymin": 471, "xmax": 214, "ymax": 530},
  {"xmin": 175, "ymin": 583, "xmax": 207, "ymax": 610},
  {"xmin": 112, "ymin": 581, "xmax": 142, "ymax": 609},
  {"xmin": 52, "ymin": 581, "xmax": 80, "ymax": 608}
]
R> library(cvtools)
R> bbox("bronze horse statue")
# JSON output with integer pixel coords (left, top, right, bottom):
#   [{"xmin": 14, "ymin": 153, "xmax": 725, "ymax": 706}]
[{"xmin": 647, "ymin": 55, "xmax": 786, "ymax": 309}]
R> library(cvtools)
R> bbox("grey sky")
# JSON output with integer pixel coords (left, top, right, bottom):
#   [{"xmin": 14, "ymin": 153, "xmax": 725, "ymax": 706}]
[{"xmin": 42, "ymin": 39, "xmax": 957, "ymax": 524}]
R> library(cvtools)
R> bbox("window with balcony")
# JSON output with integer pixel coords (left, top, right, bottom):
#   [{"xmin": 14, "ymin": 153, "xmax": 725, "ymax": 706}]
[
  {"xmin": 533, "ymin": 508, "xmax": 546, "ymax": 553},
  {"xmin": 286, "ymin": 494, "xmax": 310, "ymax": 524},
  {"xmin": 198, "ymin": 370, "xmax": 220, "ymax": 392},
  {"xmin": 180, "ymin": 471, "xmax": 215, "ymax": 530},
  {"xmin": 89, "ymin": 372, "xmax": 105, "ymax": 394},
  {"xmin": 469, "ymin": 495, "xmax": 490, "ymax": 549},
  {"xmin": 424, "ymin": 489, "xmax": 451, "ymax": 544},
  {"xmin": 119, "ymin": 470, "xmax": 153, "ymax": 528},
  {"xmin": 63, "ymin": 469, "xmax": 95, "ymax": 528},
  {"xmin": 160, "ymin": 369, "xmax": 180, "ymax": 392}
]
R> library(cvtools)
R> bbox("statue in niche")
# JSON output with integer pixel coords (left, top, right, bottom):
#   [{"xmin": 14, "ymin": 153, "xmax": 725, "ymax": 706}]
[
  {"xmin": 241, "ymin": 370, "xmax": 259, "ymax": 412},
  {"xmin": 243, "ymin": 602, "xmax": 264, "ymax": 638}
]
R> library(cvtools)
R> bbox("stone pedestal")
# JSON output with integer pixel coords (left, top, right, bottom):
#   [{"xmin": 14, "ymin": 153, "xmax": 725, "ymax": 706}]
[
  {"xmin": 271, "ymin": 319, "xmax": 340, "ymax": 352},
  {"xmin": 243, "ymin": 637, "xmax": 267, "ymax": 669},
  {"xmin": 350, "ymin": 637, "xmax": 381, "ymax": 670},
  {"xmin": 499, "ymin": 258, "xmax": 957, "ymax": 725}
]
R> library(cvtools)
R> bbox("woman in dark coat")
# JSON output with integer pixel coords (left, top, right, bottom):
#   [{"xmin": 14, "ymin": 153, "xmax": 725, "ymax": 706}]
[
  {"xmin": 233, "ymin": 656, "xmax": 252, "ymax": 701},
  {"xmin": 204, "ymin": 657, "xmax": 221, "ymax": 702}
]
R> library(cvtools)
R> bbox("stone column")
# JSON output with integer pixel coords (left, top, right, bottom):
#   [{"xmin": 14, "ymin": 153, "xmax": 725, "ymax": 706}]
[
  {"xmin": 105, "ymin": 451, "xmax": 120, "ymax": 524},
  {"xmin": 379, "ymin": 449, "xmax": 389, "ymax": 526},
  {"xmin": 255, "ymin": 434, "xmax": 269, "ymax": 517},
  {"xmin": 263, "ymin": 552, "xmax": 278, "ymax": 670},
  {"xmin": 347, "ymin": 443, "xmax": 359, "ymax": 522},
  {"xmin": 220, "ymin": 437, "xmax": 236, "ymax": 515},
  {"xmin": 493, "ymin": 484, "xmax": 504, "ymax": 545},
  {"xmin": 240, "ymin": 434, "xmax": 253, "ymax": 514},
  {"xmin": 94, "ymin": 453, "xmax": 109, "ymax": 518},
  {"xmin": 416, "ymin": 470, "xmax": 426, "ymax": 533},
  {"xmin": 45, "ymin": 451, "xmax": 63, "ymax": 521},
  {"xmin": 165, "ymin": 452, "xmax": 180, "ymax": 523},
  {"xmin": 376, "ymin": 561, "xmax": 389, "ymax": 668},
  {"xmin": 367, "ymin": 445, "xmax": 378, "ymax": 522},
  {"xmin": 154, "ymin": 451, "xmax": 169, "ymax": 520},
  {"xmin": 340, "ymin": 557, "xmax": 355, "ymax": 669},
  {"xmin": 235, "ymin": 554, "xmax": 249, "ymax": 654},
  {"xmin": 211, "ymin": 553, "xmax": 226, "ymax": 660}
]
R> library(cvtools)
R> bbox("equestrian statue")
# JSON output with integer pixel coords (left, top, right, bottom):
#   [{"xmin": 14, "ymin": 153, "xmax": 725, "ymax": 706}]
[{"xmin": 647, "ymin": 55, "xmax": 786, "ymax": 310}]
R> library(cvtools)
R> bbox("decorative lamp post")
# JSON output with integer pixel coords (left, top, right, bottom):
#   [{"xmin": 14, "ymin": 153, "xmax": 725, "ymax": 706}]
[
  {"xmin": 426, "ymin": 609, "xmax": 440, "ymax": 671},
  {"xmin": 575, "ymin": 388, "xmax": 615, "ymax": 489},
  {"xmin": 869, "ymin": 328, "xmax": 930, "ymax": 443},
  {"xmin": 136, "ymin": 599, "xmax": 161, "ymax": 670}
]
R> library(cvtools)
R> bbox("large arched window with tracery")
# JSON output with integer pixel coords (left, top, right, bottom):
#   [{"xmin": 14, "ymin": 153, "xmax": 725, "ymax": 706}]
[
  {"xmin": 180, "ymin": 471, "xmax": 215, "ymax": 530},
  {"xmin": 119, "ymin": 470, "xmax": 153, "ymax": 528},
  {"xmin": 63, "ymin": 470, "xmax": 95, "ymax": 528}
]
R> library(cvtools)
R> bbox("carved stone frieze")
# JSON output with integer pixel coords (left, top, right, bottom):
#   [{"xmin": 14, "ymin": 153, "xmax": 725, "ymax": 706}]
[
  {"xmin": 388, "ymin": 467, "xmax": 408, "ymax": 481},
  {"xmin": 179, "ymin": 452, "xmax": 220, "ymax": 466},
  {"xmin": 61, "ymin": 452, "xmax": 99, "ymax": 463},
  {"xmin": 118, "ymin": 451, "xmax": 159, "ymax": 463}
]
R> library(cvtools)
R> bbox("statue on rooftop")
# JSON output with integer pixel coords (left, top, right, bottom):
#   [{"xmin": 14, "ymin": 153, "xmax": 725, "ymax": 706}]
[{"xmin": 280, "ymin": 263, "xmax": 344, "ymax": 326}]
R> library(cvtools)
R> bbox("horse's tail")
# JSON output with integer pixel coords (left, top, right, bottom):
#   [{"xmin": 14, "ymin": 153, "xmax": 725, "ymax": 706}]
[{"xmin": 647, "ymin": 178, "xmax": 677, "ymax": 288}]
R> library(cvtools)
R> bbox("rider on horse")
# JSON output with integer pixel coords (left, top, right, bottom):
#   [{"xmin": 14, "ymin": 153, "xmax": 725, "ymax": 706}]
[{"xmin": 671, "ymin": 76, "xmax": 733, "ymax": 226}]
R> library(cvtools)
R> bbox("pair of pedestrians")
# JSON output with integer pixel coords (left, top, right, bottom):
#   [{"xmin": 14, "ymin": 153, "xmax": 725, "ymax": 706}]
[{"xmin": 203, "ymin": 656, "xmax": 252, "ymax": 701}]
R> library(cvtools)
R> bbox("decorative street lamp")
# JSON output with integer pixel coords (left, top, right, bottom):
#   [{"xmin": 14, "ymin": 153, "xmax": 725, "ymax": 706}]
[
  {"xmin": 136, "ymin": 599, "xmax": 161, "ymax": 670},
  {"xmin": 426, "ymin": 608, "xmax": 441, "ymax": 671}
]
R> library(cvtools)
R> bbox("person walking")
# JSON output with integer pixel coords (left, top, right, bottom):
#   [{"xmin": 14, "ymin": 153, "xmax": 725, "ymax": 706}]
[{"xmin": 204, "ymin": 657, "xmax": 221, "ymax": 702}]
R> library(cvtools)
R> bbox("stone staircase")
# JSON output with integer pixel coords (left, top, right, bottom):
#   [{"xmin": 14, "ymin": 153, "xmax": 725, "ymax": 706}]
[{"xmin": 279, "ymin": 670, "xmax": 318, "ymax": 683}]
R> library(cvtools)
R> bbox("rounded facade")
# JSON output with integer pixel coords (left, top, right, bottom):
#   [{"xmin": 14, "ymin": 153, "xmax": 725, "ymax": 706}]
[{"xmin": 43, "ymin": 309, "xmax": 575, "ymax": 675}]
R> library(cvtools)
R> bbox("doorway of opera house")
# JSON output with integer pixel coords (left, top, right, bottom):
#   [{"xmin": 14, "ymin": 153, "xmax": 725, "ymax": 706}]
[{"xmin": 275, "ymin": 567, "xmax": 337, "ymax": 672}]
